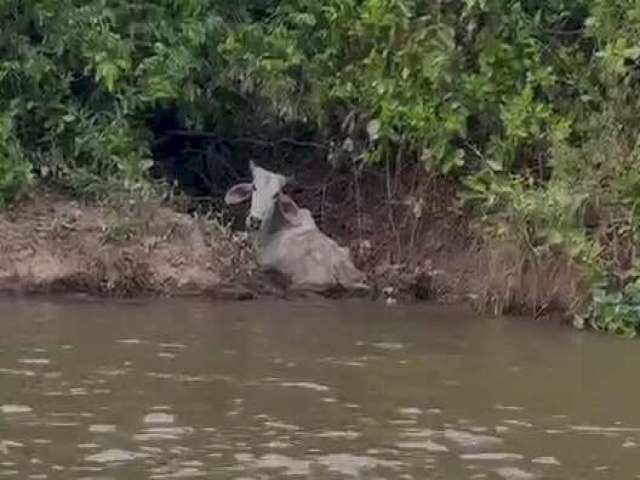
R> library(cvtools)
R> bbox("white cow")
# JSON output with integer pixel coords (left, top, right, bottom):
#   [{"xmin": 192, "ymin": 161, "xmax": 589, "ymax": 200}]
[{"xmin": 225, "ymin": 161, "xmax": 369, "ymax": 295}]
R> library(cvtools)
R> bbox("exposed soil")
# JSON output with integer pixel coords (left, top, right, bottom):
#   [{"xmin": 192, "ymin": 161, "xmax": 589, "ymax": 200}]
[
  {"xmin": 0, "ymin": 162, "xmax": 488, "ymax": 303},
  {"xmin": 0, "ymin": 189, "xmax": 257, "ymax": 299},
  {"xmin": 285, "ymin": 158, "xmax": 487, "ymax": 303}
]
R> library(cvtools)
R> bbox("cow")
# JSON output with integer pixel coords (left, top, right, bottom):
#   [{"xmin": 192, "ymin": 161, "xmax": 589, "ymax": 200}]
[{"xmin": 224, "ymin": 161, "xmax": 369, "ymax": 296}]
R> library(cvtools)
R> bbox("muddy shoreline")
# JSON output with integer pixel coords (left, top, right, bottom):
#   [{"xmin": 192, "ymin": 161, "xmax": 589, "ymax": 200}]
[{"xmin": 0, "ymin": 186, "xmax": 485, "ymax": 305}]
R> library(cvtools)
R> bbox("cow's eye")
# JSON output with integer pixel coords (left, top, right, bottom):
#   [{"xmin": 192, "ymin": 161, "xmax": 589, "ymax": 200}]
[{"xmin": 252, "ymin": 185, "xmax": 256, "ymax": 191}]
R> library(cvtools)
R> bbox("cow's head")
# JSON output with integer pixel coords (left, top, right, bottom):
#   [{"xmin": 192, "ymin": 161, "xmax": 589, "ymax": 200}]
[{"xmin": 224, "ymin": 161, "xmax": 299, "ymax": 231}]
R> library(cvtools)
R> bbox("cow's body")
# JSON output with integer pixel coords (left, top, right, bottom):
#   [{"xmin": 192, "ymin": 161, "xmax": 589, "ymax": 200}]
[{"xmin": 225, "ymin": 162, "xmax": 368, "ymax": 294}]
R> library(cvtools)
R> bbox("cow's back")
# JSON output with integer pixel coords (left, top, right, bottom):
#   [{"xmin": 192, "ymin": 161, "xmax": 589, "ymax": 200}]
[{"xmin": 258, "ymin": 224, "xmax": 364, "ymax": 291}]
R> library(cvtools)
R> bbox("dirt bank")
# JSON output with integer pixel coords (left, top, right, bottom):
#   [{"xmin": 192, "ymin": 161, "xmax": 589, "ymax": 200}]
[
  {"xmin": 285, "ymin": 159, "xmax": 488, "ymax": 303},
  {"xmin": 0, "ymin": 189, "xmax": 257, "ymax": 299},
  {"xmin": 0, "ymin": 174, "xmax": 487, "ymax": 302}
]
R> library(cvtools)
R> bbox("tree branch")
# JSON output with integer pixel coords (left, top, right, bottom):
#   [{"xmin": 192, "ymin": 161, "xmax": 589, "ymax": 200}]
[{"xmin": 162, "ymin": 130, "xmax": 328, "ymax": 150}]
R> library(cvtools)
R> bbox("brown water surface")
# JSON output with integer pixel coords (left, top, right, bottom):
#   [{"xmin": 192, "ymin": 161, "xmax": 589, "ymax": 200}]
[{"xmin": 0, "ymin": 298, "xmax": 638, "ymax": 479}]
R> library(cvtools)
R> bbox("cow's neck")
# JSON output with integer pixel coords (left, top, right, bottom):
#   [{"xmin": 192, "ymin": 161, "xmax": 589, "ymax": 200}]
[{"xmin": 254, "ymin": 205, "xmax": 286, "ymax": 249}]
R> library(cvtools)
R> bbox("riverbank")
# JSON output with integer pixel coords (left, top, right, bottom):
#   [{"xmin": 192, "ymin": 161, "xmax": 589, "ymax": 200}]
[
  {"xmin": 0, "ymin": 189, "xmax": 255, "ymax": 299},
  {"xmin": 0, "ymin": 178, "xmax": 487, "ymax": 304}
]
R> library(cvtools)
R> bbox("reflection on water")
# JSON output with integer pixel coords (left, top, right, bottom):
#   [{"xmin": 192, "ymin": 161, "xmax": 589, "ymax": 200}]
[{"xmin": 1, "ymin": 298, "xmax": 640, "ymax": 478}]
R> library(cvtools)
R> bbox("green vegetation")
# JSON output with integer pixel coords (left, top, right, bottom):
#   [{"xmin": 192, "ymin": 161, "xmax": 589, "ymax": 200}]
[{"xmin": 3, "ymin": 0, "xmax": 640, "ymax": 335}]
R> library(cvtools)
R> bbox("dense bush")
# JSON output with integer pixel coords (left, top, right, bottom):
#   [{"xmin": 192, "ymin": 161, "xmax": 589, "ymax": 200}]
[
  {"xmin": 3, "ymin": 0, "xmax": 640, "ymax": 334},
  {"xmin": 0, "ymin": 0, "xmax": 270, "ymax": 201},
  {"xmin": 221, "ymin": 0, "xmax": 640, "ymax": 336}
]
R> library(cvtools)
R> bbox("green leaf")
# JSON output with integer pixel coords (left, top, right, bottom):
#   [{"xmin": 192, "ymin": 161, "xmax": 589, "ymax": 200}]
[
  {"xmin": 366, "ymin": 119, "xmax": 381, "ymax": 142},
  {"xmin": 486, "ymin": 159, "xmax": 503, "ymax": 172}
]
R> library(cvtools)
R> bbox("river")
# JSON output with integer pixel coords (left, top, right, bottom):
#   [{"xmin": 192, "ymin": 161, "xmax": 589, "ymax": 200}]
[{"xmin": 0, "ymin": 298, "xmax": 638, "ymax": 479}]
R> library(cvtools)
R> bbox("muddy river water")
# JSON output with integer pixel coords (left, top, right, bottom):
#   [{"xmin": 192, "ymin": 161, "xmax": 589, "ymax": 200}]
[{"xmin": 0, "ymin": 298, "xmax": 639, "ymax": 479}]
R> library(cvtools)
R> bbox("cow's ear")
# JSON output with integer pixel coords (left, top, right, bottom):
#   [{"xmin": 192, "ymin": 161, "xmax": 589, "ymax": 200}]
[
  {"xmin": 224, "ymin": 183, "xmax": 252, "ymax": 205},
  {"xmin": 278, "ymin": 193, "xmax": 302, "ymax": 225}
]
